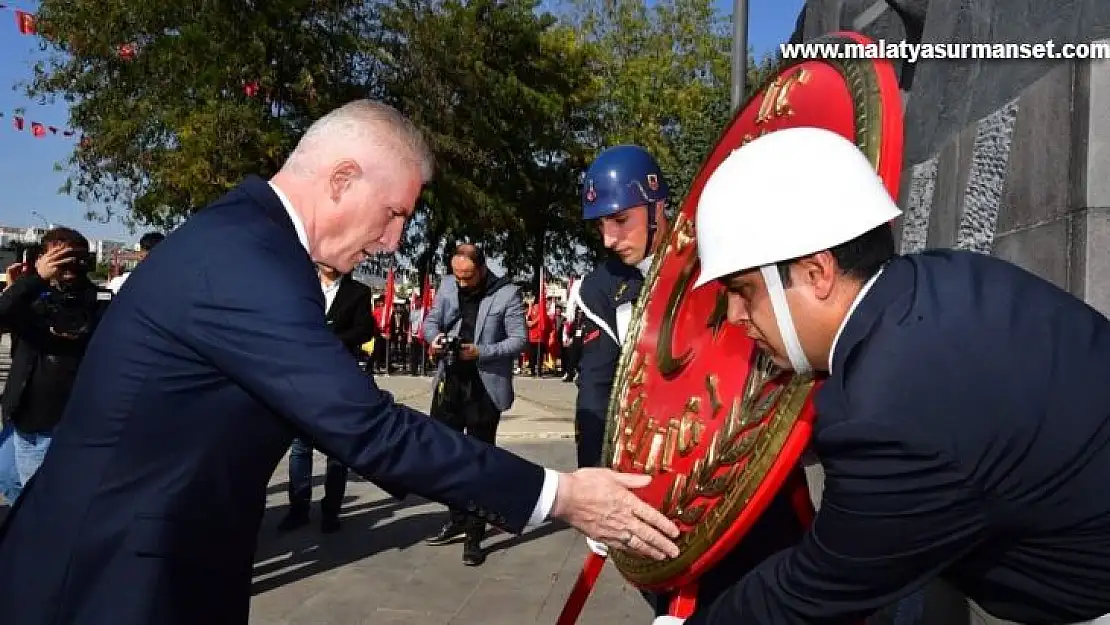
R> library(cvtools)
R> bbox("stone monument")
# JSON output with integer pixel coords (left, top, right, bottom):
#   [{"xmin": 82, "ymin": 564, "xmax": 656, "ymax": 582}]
[{"xmin": 790, "ymin": 0, "xmax": 1110, "ymax": 317}]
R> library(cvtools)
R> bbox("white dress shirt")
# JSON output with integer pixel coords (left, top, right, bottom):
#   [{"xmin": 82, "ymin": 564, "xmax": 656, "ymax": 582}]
[
  {"xmin": 321, "ymin": 278, "xmax": 340, "ymax": 314},
  {"xmin": 267, "ymin": 181, "xmax": 558, "ymax": 526},
  {"xmin": 107, "ymin": 272, "xmax": 131, "ymax": 294},
  {"xmin": 827, "ymin": 267, "xmax": 884, "ymax": 375}
]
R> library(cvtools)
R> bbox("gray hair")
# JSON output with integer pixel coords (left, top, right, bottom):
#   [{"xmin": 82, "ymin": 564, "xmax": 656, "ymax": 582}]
[{"xmin": 284, "ymin": 100, "xmax": 434, "ymax": 183}]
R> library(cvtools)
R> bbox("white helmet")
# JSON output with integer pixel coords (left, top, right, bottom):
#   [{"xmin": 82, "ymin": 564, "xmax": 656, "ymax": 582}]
[{"xmin": 692, "ymin": 127, "xmax": 902, "ymax": 373}]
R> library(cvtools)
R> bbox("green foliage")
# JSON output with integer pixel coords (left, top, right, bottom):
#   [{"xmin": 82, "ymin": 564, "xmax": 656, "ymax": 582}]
[
  {"xmin": 378, "ymin": 0, "xmax": 599, "ymax": 284},
  {"xmin": 556, "ymin": 0, "xmax": 738, "ymax": 204},
  {"xmin": 90, "ymin": 261, "xmax": 111, "ymax": 281},
  {"xmin": 667, "ymin": 54, "xmax": 780, "ymax": 207},
  {"xmin": 26, "ymin": 0, "xmax": 784, "ymax": 282},
  {"xmin": 28, "ymin": 0, "xmax": 380, "ymax": 229}
]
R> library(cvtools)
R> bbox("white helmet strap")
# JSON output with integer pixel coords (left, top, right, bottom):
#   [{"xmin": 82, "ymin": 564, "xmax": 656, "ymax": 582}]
[{"xmin": 759, "ymin": 264, "xmax": 812, "ymax": 375}]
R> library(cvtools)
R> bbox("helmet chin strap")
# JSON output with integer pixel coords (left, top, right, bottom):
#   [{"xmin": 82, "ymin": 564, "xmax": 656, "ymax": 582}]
[
  {"xmin": 640, "ymin": 200, "xmax": 663, "ymax": 260},
  {"xmin": 759, "ymin": 264, "xmax": 812, "ymax": 375}
]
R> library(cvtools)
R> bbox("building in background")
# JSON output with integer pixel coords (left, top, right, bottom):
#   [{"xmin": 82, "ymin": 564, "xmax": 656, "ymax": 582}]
[
  {"xmin": 0, "ymin": 226, "xmax": 47, "ymax": 248},
  {"xmin": 95, "ymin": 239, "xmax": 128, "ymax": 265}
]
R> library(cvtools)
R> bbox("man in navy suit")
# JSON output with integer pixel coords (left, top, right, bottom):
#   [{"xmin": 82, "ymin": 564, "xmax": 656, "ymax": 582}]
[
  {"xmin": 0, "ymin": 100, "xmax": 680, "ymax": 625},
  {"xmin": 671, "ymin": 127, "xmax": 1110, "ymax": 625}
]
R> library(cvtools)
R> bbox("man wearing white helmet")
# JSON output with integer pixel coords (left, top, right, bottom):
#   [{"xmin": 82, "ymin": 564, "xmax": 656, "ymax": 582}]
[{"xmin": 679, "ymin": 127, "xmax": 1110, "ymax": 625}]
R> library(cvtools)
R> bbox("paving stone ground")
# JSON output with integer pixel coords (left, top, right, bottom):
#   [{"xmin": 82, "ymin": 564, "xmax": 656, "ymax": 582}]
[
  {"xmin": 373, "ymin": 373, "xmax": 579, "ymax": 440},
  {"xmin": 251, "ymin": 440, "xmax": 653, "ymax": 625}
]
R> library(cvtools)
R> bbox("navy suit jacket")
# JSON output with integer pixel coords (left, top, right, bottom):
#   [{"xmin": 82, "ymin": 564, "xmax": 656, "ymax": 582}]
[
  {"xmin": 688, "ymin": 250, "xmax": 1110, "ymax": 625},
  {"xmin": 0, "ymin": 176, "xmax": 545, "ymax": 625}
]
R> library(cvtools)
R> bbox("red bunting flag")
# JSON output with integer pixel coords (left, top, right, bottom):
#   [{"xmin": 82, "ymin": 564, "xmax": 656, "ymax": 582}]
[
  {"xmin": 12, "ymin": 116, "xmax": 23, "ymax": 131},
  {"xmin": 31, "ymin": 122, "xmax": 45, "ymax": 137},
  {"xmin": 117, "ymin": 43, "xmax": 136, "ymax": 60},
  {"xmin": 15, "ymin": 10, "xmax": 34, "ymax": 35},
  {"xmin": 243, "ymin": 81, "xmax": 258, "ymax": 97}
]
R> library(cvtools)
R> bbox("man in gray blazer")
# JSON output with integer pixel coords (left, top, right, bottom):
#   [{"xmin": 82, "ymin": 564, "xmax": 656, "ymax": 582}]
[{"xmin": 422, "ymin": 243, "xmax": 527, "ymax": 565}]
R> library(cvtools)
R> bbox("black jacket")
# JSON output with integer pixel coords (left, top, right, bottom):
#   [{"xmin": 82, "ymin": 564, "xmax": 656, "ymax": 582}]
[
  {"xmin": 573, "ymin": 258, "xmax": 644, "ymax": 468},
  {"xmin": 0, "ymin": 273, "xmax": 105, "ymax": 432},
  {"xmin": 325, "ymin": 275, "xmax": 378, "ymax": 357},
  {"xmin": 688, "ymin": 251, "xmax": 1110, "ymax": 625}
]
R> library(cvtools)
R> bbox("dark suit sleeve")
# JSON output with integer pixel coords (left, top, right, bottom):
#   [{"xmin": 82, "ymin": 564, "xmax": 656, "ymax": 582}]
[
  {"xmin": 687, "ymin": 419, "xmax": 988, "ymax": 624},
  {"xmin": 186, "ymin": 253, "xmax": 546, "ymax": 533},
  {"xmin": 334, "ymin": 286, "xmax": 376, "ymax": 351},
  {"xmin": 573, "ymin": 276, "xmax": 620, "ymax": 468}
]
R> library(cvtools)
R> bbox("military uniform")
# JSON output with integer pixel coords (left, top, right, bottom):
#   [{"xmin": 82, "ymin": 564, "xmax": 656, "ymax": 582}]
[{"xmin": 573, "ymin": 257, "xmax": 645, "ymax": 468}]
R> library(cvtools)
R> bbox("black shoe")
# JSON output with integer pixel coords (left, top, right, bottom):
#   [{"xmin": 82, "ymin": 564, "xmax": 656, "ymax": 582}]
[
  {"xmin": 320, "ymin": 514, "xmax": 341, "ymax": 534},
  {"xmin": 277, "ymin": 509, "xmax": 310, "ymax": 532},
  {"xmin": 425, "ymin": 521, "xmax": 467, "ymax": 546},
  {"xmin": 462, "ymin": 538, "xmax": 486, "ymax": 566}
]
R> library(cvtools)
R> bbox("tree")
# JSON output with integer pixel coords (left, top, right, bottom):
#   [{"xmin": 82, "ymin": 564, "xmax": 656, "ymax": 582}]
[
  {"xmin": 26, "ymin": 0, "xmax": 383, "ymax": 229},
  {"xmin": 555, "ymin": 0, "xmax": 774, "ymax": 204},
  {"xmin": 378, "ymin": 0, "xmax": 600, "ymax": 287},
  {"xmin": 667, "ymin": 54, "xmax": 779, "ymax": 204}
]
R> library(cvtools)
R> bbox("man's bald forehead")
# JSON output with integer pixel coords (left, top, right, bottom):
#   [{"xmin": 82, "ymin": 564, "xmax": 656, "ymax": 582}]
[{"xmin": 452, "ymin": 244, "xmax": 485, "ymax": 267}]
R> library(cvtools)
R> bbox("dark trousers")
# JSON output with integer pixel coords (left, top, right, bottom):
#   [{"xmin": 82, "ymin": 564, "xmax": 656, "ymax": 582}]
[
  {"xmin": 526, "ymin": 341, "xmax": 542, "ymax": 375},
  {"xmin": 372, "ymin": 339, "xmax": 387, "ymax": 372},
  {"xmin": 408, "ymin": 339, "xmax": 426, "ymax": 375},
  {"xmin": 563, "ymin": 340, "xmax": 582, "ymax": 380},
  {"xmin": 287, "ymin": 437, "xmax": 349, "ymax": 518},
  {"xmin": 431, "ymin": 372, "xmax": 501, "ymax": 536}
]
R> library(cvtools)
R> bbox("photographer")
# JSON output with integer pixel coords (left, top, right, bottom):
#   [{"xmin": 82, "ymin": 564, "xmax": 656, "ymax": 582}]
[
  {"xmin": 0, "ymin": 228, "xmax": 107, "ymax": 492},
  {"xmin": 422, "ymin": 244, "xmax": 526, "ymax": 566}
]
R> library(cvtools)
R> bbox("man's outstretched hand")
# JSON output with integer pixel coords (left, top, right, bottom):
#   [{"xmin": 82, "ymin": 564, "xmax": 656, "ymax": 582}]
[{"xmin": 551, "ymin": 468, "xmax": 680, "ymax": 560}]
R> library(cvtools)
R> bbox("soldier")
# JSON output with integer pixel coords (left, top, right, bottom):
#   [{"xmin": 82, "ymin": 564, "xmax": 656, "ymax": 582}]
[
  {"xmin": 685, "ymin": 126, "xmax": 1110, "ymax": 624},
  {"xmin": 574, "ymin": 146, "xmax": 805, "ymax": 621}
]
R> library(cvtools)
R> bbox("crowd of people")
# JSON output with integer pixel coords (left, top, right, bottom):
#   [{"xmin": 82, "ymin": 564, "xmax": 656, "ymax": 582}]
[{"xmin": 359, "ymin": 282, "xmax": 586, "ymax": 381}]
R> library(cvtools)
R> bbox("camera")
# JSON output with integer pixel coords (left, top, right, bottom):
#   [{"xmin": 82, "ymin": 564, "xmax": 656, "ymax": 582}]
[
  {"xmin": 437, "ymin": 335, "xmax": 463, "ymax": 365},
  {"xmin": 35, "ymin": 286, "xmax": 105, "ymax": 336}
]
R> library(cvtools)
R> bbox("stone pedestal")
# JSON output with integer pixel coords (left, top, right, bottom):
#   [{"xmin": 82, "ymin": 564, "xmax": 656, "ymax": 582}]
[{"xmin": 896, "ymin": 49, "xmax": 1110, "ymax": 320}]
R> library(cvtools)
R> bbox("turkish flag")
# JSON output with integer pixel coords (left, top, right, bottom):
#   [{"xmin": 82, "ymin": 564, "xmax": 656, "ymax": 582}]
[
  {"xmin": 416, "ymin": 273, "xmax": 433, "ymax": 342},
  {"xmin": 536, "ymin": 266, "xmax": 548, "ymax": 338},
  {"xmin": 15, "ymin": 10, "xmax": 35, "ymax": 35},
  {"xmin": 117, "ymin": 43, "xmax": 136, "ymax": 60},
  {"xmin": 31, "ymin": 122, "xmax": 45, "ymax": 137},
  {"xmin": 382, "ymin": 268, "xmax": 396, "ymax": 334}
]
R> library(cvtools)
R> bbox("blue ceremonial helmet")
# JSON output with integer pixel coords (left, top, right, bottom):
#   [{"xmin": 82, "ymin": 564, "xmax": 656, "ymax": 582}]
[
  {"xmin": 580, "ymin": 145, "xmax": 669, "ymax": 221},
  {"xmin": 581, "ymin": 145, "xmax": 670, "ymax": 256}
]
